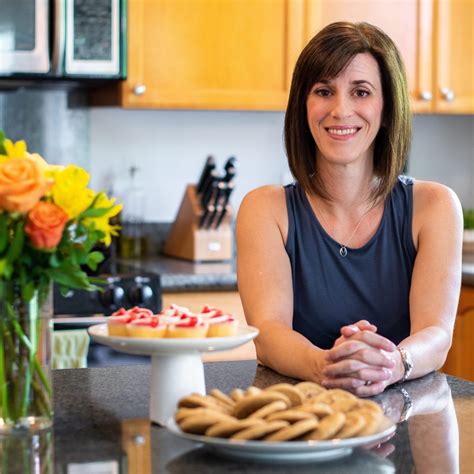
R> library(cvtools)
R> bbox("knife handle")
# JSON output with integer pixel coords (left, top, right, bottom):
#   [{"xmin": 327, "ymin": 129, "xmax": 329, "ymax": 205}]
[
  {"xmin": 200, "ymin": 170, "xmax": 218, "ymax": 208},
  {"xmin": 223, "ymin": 166, "xmax": 236, "ymax": 183},
  {"xmin": 199, "ymin": 204, "xmax": 214, "ymax": 228},
  {"xmin": 206, "ymin": 181, "xmax": 226, "ymax": 229},
  {"xmin": 214, "ymin": 183, "xmax": 234, "ymax": 229},
  {"xmin": 197, "ymin": 156, "xmax": 215, "ymax": 194},
  {"xmin": 224, "ymin": 156, "xmax": 238, "ymax": 172}
]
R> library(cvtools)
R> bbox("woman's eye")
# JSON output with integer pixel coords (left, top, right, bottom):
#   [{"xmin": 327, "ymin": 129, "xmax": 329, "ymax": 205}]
[
  {"xmin": 315, "ymin": 89, "xmax": 331, "ymax": 97},
  {"xmin": 355, "ymin": 89, "xmax": 370, "ymax": 97}
]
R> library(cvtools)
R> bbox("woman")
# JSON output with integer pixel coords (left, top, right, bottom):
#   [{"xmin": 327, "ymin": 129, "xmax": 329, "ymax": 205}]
[{"xmin": 236, "ymin": 22, "xmax": 463, "ymax": 396}]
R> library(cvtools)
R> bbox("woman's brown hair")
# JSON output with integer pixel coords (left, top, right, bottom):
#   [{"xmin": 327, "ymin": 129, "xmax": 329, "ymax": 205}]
[{"xmin": 284, "ymin": 21, "xmax": 412, "ymax": 202}]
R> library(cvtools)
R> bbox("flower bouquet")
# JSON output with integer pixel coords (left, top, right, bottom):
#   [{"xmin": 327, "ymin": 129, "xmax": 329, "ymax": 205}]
[{"xmin": 0, "ymin": 130, "xmax": 121, "ymax": 433}]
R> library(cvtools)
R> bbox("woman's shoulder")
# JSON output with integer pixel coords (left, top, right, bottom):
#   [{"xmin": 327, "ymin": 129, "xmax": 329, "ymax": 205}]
[
  {"xmin": 240, "ymin": 185, "xmax": 288, "ymax": 215},
  {"xmin": 412, "ymin": 179, "xmax": 463, "ymax": 236},
  {"xmin": 237, "ymin": 185, "xmax": 289, "ymax": 236},
  {"xmin": 413, "ymin": 179, "xmax": 461, "ymax": 210}
]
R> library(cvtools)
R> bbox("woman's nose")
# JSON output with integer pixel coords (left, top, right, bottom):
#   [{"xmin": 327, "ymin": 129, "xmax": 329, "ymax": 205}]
[{"xmin": 330, "ymin": 94, "xmax": 353, "ymax": 118}]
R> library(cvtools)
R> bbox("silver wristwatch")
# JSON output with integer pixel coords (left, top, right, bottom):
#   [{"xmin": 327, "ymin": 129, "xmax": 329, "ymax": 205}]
[{"xmin": 398, "ymin": 347, "xmax": 413, "ymax": 382}]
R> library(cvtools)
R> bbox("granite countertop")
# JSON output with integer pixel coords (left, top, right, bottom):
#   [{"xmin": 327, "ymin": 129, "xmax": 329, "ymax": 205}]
[
  {"xmin": 123, "ymin": 253, "xmax": 474, "ymax": 292},
  {"xmin": 3, "ymin": 362, "xmax": 473, "ymax": 473}
]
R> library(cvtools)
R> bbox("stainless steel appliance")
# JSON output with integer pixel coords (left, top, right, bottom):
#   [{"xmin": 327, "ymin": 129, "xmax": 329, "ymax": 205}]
[
  {"xmin": 0, "ymin": 0, "xmax": 126, "ymax": 78},
  {"xmin": 53, "ymin": 260, "xmax": 161, "ymax": 366}
]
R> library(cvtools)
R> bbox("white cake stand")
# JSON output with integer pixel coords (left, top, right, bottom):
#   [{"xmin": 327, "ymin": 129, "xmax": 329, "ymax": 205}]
[{"xmin": 88, "ymin": 324, "xmax": 259, "ymax": 425}]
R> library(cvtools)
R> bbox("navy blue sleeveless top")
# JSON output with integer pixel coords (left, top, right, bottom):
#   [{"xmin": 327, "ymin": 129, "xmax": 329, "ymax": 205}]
[{"xmin": 285, "ymin": 176, "xmax": 417, "ymax": 348}]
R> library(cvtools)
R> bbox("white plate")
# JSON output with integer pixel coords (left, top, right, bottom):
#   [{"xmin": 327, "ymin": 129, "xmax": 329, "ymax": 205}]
[
  {"xmin": 87, "ymin": 324, "xmax": 259, "ymax": 356},
  {"xmin": 166, "ymin": 417, "xmax": 396, "ymax": 463}
]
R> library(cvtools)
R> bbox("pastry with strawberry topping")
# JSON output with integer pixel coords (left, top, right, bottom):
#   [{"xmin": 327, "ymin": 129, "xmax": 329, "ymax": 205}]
[
  {"xmin": 205, "ymin": 313, "xmax": 238, "ymax": 337},
  {"xmin": 199, "ymin": 306, "xmax": 238, "ymax": 337},
  {"xmin": 107, "ymin": 307, "xmax": 153, "ymax": 336},
  {"xmin": 166, "ymin": 315, "xmax": 209, "ymax": 338},
  {"xmin": 126, "ymin": 315, "xmax": 167, "ymax": 338}
]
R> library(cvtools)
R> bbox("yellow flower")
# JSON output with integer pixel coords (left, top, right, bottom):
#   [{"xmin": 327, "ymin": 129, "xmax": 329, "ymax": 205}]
[
  {"xmin": 52, "ymin": 165, "xmax": 95, "ymax": 218},
  {"xmin": 84, "ymin": 192, "xmax": 123, "ymax": 246},
  {"xmin": 0, "ymin": 139, "xmax": 28, "ymax": 163}
]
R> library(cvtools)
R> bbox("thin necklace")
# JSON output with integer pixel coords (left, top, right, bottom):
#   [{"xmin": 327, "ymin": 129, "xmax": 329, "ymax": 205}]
[{"xmin": 316, "ymin": 203, "xmax": 375, "ymax": 257}]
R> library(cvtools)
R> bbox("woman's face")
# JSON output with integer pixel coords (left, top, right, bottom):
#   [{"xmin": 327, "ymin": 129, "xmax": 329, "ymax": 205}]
[{"xmin": 306, "ymin": 53, "xmax": 384, "ymax": 168}]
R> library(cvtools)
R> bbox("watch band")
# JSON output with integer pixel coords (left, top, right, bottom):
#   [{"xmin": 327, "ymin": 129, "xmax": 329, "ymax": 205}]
[
  {"xmin": 397, "ymin": 347, "xmax": 413, "ymax": 382},
  {"xmin": 398, "ymin": 387, "xmax": 414, "ymax": 422}
]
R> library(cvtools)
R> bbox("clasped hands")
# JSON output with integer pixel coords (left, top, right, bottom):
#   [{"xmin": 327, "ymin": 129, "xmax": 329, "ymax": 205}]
[{"xmin": 320, "ymin": 320, "xmax": 401, "ymax": 396}]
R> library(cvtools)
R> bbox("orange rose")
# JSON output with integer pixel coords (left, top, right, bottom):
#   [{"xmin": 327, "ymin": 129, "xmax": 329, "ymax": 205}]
[
  {"xmin": 0, "ymin": 158, "xmax": 50, "ymax": 213},
  {"xmin": 25, "ymin": 201, "xmax": 69, "ymax": 250}
]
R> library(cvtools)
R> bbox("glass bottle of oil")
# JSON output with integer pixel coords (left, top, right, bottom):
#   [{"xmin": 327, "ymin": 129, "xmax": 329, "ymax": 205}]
[{"xmin": 119, "ymin": 166, "xmax": 148, "ymax": 259}]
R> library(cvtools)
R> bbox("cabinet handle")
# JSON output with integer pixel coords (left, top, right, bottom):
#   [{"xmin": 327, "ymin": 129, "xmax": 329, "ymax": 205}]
[
  {"xmin": 440, "ymin": 87, "xmax": 455, "ymax": 102},
  {"xmin": 133, "ymin": 84, "xmax": 147, "ymax": 96},
  {"xmin": 133, "ymin": 434, "xmax": 145, "ymax": 445},
  {"xmin": 419, "ymin": 91, "xmax": 432, "ymax": 101}
]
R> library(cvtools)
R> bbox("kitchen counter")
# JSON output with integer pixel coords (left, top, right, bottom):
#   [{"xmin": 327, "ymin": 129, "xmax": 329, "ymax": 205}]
[
  {"xmin": 122, "ymin": 254, "xmax": 238, "ymax": 292},
  {"xmin": 123, "ymin": 253, "xmax": 474, "ymax": 291},
  {"xmin": 3, "ymin": 361, "xmax": 473, "ymax": 473}
]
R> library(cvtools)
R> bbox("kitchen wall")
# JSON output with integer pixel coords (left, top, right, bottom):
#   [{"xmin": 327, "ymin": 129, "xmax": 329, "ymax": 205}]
[
  {"xmin": 0, "ymin": 88, "xmax": 89, "ymax": 169},
  {"xmin": 0, "ymin": 88, "xmax": 472, "ymax": 221},
  {"xmin": 89, "ymin": 108, "xmax": 474, "ymax": 221}
]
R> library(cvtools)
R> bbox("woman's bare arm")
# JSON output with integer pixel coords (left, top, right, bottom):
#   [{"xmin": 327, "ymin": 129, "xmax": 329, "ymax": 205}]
[
  {"xmin": 394, "ymin": 181, "xmax": 463, "ymax": 379},
  {"xmin": 236, "ymin": 186, "xmax": 327, "ymax": 382}
]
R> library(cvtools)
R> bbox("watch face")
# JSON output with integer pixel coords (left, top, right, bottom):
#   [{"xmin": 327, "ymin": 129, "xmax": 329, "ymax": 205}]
[{"xmin": 399, "ymin": 348, "xmax": 413, "ymax": 381}]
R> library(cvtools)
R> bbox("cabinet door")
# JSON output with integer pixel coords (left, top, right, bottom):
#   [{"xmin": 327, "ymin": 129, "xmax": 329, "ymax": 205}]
[
  {"xmin": 123, "ymin": 0, "xmax": 304, "ymax": 110},
  {"xmin": 305, "ymin": 0, "xmax": 434, "ymax": 112},
  {"xmin": 434, "ymin": 0, "xmax": 474, "ymax": 113},
  {"xmin": 442, "ymin": 286, "xmax": 474, "ymax": 381}
]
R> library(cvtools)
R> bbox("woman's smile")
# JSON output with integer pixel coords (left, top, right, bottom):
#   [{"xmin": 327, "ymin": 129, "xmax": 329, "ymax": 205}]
[{"xmin": 325, "ymin": 126, "xmax": 362, "ymax": 140}]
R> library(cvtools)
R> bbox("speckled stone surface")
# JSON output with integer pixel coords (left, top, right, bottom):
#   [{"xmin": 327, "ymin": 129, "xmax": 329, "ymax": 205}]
[{"xmin": 2, "ymin": 362, "xmax": 472, "ymax": 473}]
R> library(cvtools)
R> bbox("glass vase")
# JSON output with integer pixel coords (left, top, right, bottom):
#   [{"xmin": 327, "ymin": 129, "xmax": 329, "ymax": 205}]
[
  {"xmin": 0, "ymin": 428, "xmax": 54, "ymax": 473},
  {"xmin": 0, "ymin": 280, "xmax": 53, "ymax": 434}
]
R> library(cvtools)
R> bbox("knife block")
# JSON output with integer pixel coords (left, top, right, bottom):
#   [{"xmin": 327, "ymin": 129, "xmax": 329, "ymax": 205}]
[{"xmin": 164, "ymin": 184, "xmax": 233, "ymax": 262}]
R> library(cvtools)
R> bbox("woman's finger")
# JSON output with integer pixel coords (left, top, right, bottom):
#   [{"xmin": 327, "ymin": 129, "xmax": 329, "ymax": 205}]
[
  {"xmin": 328, "ymin": 332, "xmax": 396, "ymax": 360},
  {"xmin": 346, "ymin": 367, "xmax": 393, "ymax": 383},
  {"xmin": 323, "ymin": 358, "xmax": 370, "ymax": 376},
  {"xmin": 328, "ymin": 346, "xmax": 395, "ymax": 368},
  {"xmin": 320, "ymin": 376, "xmax": 366, "ymax": 391},
  {"xmin": 340, "ymin": 320, "xmax": 377, "ymax": 338},
  {"xmin": 324, "ymin": 360, "xmax": 392, "ymax": 382}
]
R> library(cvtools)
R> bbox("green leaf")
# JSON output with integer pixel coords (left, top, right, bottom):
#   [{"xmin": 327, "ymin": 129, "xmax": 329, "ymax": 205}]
[
  {"xmin": 0, "ymin": 258, "xmax": 11, "ymax": 278},
  {"xmin": 464, "ymin": 209, "xmax": 474, "ymax": 230},
  {"xmin": 0, "ymin": 130, "xmax": 6, "ymax": 154},
  {"xmin": 0, "ymin": 213, "xmax": 8, "ymax": 253},
  {"xmin": 86, "ymin": 251, "xmax": 105, "ymax": 271},
  {"xmin": 6, "ymin": 220, "xmax": 24, "ymax": 264},
  {"xmin": 80, "ymin": 205, "xmax": 114, "ymax": 219},
  {"xmin": 48, "ymin": 267, "xmax": 89, "ymax": 290},
  {"xmin": 49, "ymin": 253, "xmax": 61, "ymax": 268},
  {"xmin": 47, "ymin": 261, "xmax": 98, "ymax": 291},
  {"xmin": 21, "ymin": 281, "xmax": 35, "ymax": 302}
]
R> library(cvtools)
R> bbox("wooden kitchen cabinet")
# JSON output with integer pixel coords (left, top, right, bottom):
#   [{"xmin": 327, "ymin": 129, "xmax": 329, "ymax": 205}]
[
  {"xmin": 162, "ymin": 291, "xmax": 257, "ymax": 361},
  {"xmin": 121, "ymin": 419, "xmax": 151, "ymax": 474},
  {"xmin": 119, "ymin": 0, "xmax": 305, "ymax": 110},
  {"xmin": 304, "ymin": 0, "xmax": 474, "ymax": 114},
  {"xmin": 442, "ymin": 285, "xmax": 474, "ymax": 381}
]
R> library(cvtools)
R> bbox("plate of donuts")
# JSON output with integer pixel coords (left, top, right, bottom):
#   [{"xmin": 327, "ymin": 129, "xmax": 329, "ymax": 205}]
[{"xmin": 167, "ymin": 383, "xmax": 396, "ymax": 463}]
